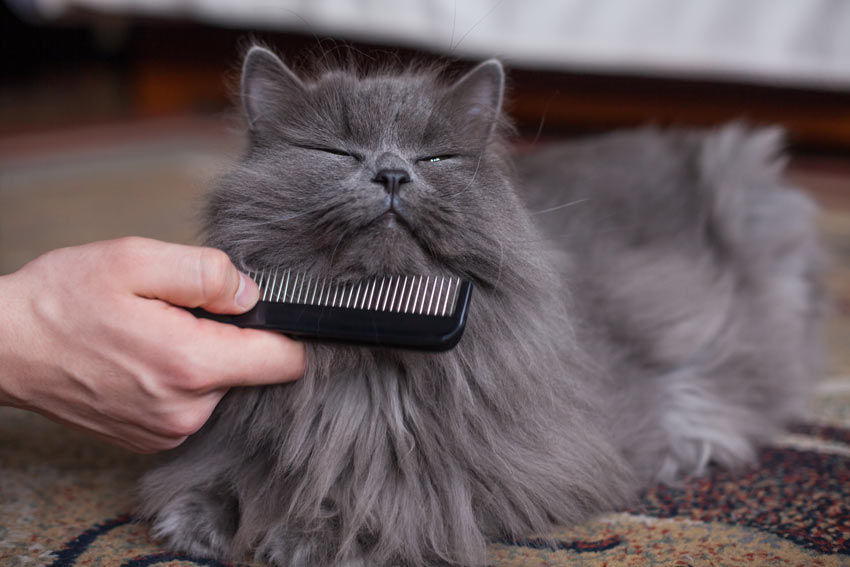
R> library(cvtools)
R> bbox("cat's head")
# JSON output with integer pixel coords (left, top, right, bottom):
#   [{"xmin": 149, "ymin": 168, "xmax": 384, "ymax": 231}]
[{"xmin": 206, "ymin": 46, "xmax": 524, "ymax": 285}]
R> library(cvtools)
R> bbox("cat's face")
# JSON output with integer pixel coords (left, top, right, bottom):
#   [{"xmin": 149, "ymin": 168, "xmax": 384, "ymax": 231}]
[{"xmin": 206, "ymin": 48, "xmax": 516, "ymax": 284}]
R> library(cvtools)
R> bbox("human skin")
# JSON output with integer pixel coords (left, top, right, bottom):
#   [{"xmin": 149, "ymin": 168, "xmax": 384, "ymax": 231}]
[{"xmin": 0, "ymin": 237, "xmax": 305, "ymax": 453}]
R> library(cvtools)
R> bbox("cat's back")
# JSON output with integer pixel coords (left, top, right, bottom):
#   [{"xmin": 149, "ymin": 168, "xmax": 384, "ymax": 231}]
[
  {"xmin": 517, "ymin": 126, "xmax": 699, "ymax": 199},
  {"xmin": 516, "ymin": 127, "xmax": 713, "ymax": 246},
  {"xmin": 514, "ymin": 124, "xmax": 818, "ymax": 262}
]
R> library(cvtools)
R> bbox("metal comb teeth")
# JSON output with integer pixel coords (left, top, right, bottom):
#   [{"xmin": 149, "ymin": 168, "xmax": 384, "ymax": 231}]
[
  {"xmin": 189, "ymin": 269, "xmax": 474, "ymax": 350},
  {"xmin": 247, "ymin": 269, "xmax": 463, "ymax": 318}
]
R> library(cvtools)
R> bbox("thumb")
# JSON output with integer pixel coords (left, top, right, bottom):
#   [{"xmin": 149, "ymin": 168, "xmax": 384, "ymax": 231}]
[{"xmin": 116, "ymin": 238, "xmax": 259, "ymax": 314}]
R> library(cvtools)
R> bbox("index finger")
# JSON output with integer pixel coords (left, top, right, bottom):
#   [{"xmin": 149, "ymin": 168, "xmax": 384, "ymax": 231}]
[{"xmin": 180, "ymin": 318, "xmax": 307, "ymax": 388}]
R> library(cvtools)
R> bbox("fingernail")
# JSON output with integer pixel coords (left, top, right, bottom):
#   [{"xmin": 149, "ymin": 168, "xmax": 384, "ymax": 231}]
[{"xmin": 235, "ymin": 272, "xmax": 259, "ymax": 310}]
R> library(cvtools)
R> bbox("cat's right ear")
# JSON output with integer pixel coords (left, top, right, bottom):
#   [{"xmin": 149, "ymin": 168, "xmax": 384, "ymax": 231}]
[
  {"xmin": 241, "ymin": 46, "xmax": 306, "ymax": 135},
  {"xmin": 441, "ymin": 59, "xmax": 505, "ymax": 145}
]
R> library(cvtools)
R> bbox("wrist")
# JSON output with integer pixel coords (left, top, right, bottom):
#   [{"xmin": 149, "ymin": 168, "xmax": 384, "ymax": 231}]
[{"xmin": 0, "ymin": 271, "xmax": 34, "ymax": 408}]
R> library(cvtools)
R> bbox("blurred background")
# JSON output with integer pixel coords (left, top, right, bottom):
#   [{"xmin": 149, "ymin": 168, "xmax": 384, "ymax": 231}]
[{"xmin": 1, "ymin": 0, "xmax": 849, "ymax": 370}]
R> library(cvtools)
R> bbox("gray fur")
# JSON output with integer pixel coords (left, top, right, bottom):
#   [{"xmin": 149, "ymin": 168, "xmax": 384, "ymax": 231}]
[
  {"xmin": 518, "ymin": 125, "xmax": 826, "ymax": 483},
  {"xmin": 139, "ymin": 47, "xmax": 826, "ymax": 566}
]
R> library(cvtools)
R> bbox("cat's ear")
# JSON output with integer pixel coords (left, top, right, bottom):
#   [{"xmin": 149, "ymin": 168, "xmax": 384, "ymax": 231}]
[
  {"xmin": 443, "ymin": 59, "xmax": 505, "ymax": 143},
  {"xmin": 241, "ymin": 46, "xmax": 306, "ymax": 134}
]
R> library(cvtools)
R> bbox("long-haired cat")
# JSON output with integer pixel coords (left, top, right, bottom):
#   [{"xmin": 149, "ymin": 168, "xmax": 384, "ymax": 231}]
[{"xmin": 139, "ymin": 46, "xmax": 825, "ymax": 567}]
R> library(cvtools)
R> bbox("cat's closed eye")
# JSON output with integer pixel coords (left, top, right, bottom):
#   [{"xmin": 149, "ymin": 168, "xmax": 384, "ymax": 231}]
[
  {"xmin": 418, "ymin": 155, "xmax": 455, "ymax": 164},
  {"xmin": 297, "ymin": 144, "xmax": 362, "ymax": 160}
]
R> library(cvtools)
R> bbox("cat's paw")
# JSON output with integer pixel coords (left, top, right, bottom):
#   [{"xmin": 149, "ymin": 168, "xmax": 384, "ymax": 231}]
[
  {"xmin": 149, "ymin": 490, "xmax": 238, "ymax": 559},
  {"xmin": 656, "ymin": 432, "xmax": 755, "ymax": 484},
  {"xmin": 655, "ymin": 376, "xmax": 762, "ymax": 484},
  {"xmin": 255, "ymin": 524, "xmax": 368, "ymax": 567}
]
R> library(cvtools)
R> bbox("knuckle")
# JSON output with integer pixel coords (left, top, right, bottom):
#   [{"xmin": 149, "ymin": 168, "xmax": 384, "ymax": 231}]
[
  {"xmin": 171, "ymin": 361, "xmax": 214, "ymax": 393},
  {"xmin": 161, "ymin": 342, "xmax": 217, "ymax": 393},
  {"xmin": 112, "ymin": 236, "xmax": 148, "ymax": 255},
  {"xmin": 197, "ymin": 248, "xmax": 234, "ymax": 301},
  {"xmin": 106, "ymin": 236, "xmax": 150, "ymax": 269},
  {"xmin": 32, "ymin": 247, "xmax": 63, "ymax": 268}
]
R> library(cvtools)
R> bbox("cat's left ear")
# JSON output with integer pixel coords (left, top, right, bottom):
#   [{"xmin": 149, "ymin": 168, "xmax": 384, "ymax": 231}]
[
  {"xmin": 442, "ymin": 59, "xmax": 505, "ymax": 144},
  {"xmin": 241, "ymin": 46, "xmax": 307, "ymax": 136}
]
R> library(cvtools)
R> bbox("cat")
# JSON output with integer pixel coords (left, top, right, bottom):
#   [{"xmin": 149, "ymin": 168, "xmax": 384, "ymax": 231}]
[{"xmin": 139, "ymin": 46, "xmax": 826, "ymax": 567}]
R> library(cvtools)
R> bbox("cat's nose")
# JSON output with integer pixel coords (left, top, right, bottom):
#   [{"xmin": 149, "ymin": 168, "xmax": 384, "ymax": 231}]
[{"xmin": 373, "ymin": 169, "xmax": 410, "ymax": 195}]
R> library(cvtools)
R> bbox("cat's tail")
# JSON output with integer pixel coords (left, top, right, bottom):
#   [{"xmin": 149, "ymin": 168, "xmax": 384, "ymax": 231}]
[
  {"xmin": 697, "ymin": 124, "xmax": 821, "ymax": 272},
  {"xmin": 694, "ymin": 124, "xmax": 827, "ymax": 392},
  {"xmin": 658, "ymin": 123, "xmax": 829, "ymax": 475}
]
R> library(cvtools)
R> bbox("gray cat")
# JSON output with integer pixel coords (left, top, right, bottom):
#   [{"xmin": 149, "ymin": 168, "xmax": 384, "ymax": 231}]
[{"xmin": 139, "ymin": 46, "xmax": 825, "ymax": 567}]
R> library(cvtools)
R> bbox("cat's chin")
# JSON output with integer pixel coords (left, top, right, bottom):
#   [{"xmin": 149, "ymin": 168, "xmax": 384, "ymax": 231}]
[
  {"xmin": 322, "ymin": 218, "xmax": 443, "ymax": 279},
  {"xmin": 375, "ymin": 210, "xmax": 404, "ymax": 229},
  {"xmin": 366, "ymin": 202, "xmax": 416, "ymax": 232}
]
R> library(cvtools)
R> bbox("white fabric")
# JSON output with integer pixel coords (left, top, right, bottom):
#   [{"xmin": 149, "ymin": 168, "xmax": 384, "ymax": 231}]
[{"xmin": 27, "ymin": 0, "xmax": 850, "ymax": 90}]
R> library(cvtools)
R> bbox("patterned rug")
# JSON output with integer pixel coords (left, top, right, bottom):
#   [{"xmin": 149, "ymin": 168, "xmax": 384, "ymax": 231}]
[{"xmin": 2, "ymin": 186, "xmax": 849, "ymax": 567}]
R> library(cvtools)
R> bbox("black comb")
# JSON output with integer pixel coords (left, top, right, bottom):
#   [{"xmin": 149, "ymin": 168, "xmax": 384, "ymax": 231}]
[{"xmin": 190, "ymin": 270, "xmax": 473, "ymax": 351}]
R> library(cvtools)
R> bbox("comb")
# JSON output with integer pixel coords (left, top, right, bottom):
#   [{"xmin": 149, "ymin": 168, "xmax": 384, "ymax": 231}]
[{"xmin": 190, "ymin": 270, "xmax": 473, "ymax": 351}]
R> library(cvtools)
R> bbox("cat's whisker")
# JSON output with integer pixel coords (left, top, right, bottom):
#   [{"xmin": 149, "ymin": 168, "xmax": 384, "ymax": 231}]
[
  {"xmin": 241, "ymin": 204, "xmax": 334, "ymax": 227},
  {"xmin": 324, "ymin": 42, "xmax": 378, "ymax": 65},
  {"xmin": 224, "ymin": 237, "xmax": 268, "ymax": 247},
  {"xmin": 327, "ymin": 223, "xmax": 360, "ymax": 269},
  {"xmin": 444, "ymin": 148, "xmax": 485, "ymax": 199},
  {"xmin": 511, "ymin": 220, "xmax": 650, "ymax": 245},
  {"xmin": 494, "ymin": 237, "xmax": 504, "ymax": 288},
  {"xmin": 272, "ymin": 9, "xmax": 331, "ymax": 63},
  {"xmin": 448, "ymin": 0, "xmax": 458, "ymax": 53},
  {"xmin": 532, "ymin": 90, "xmax": 559, "ymax": 145},
  {"xmin": 531, "ymin": 198, "xmax": 590, "ymax": 215},
  {"xmin": 450, "ymin": 0, "xmax": 505, "ymax": 54}
]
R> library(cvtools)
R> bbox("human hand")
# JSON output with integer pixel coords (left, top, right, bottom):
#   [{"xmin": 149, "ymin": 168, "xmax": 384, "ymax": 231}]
[{"xmin": 0, "ymin": 237, "xmax": 304, "ymax": 453}]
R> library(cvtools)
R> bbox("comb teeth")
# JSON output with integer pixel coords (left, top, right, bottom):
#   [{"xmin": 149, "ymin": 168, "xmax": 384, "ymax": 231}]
[
  {"xmin": 189, "ymin": 270, "xmax": 474, "ymax": 350},
  {"xmin": 246, "ymin": 270, "xmax": 464, "ymax": 317}
]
